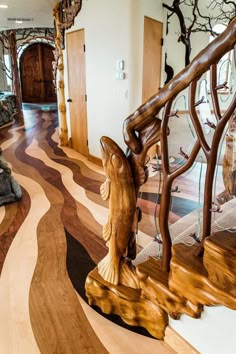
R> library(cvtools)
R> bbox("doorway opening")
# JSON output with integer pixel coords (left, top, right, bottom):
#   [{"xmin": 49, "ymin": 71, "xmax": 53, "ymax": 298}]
[{"xmin": 20, "ymin": 42, "xmax": 57, "ymax": 103}]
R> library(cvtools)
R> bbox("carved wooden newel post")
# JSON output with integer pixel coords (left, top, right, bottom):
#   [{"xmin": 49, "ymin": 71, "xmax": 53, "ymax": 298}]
[
  {"xmin": 53, "ymin": 1, "xmax": 83, "ymax": 146},
  {"xmin": 53, "ymin": 3, "xmax": 68, "ymax": 146}
]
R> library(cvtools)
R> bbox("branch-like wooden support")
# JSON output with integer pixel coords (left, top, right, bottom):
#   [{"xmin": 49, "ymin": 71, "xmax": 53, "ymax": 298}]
[
  {"xmin": 53, "ymin": 4, "xmax": 69, "ymax": 146},
  {"xmin": 7, "ymin": 31, "xmax": 22, "ymax": 113},
  {"xmin": 53, "ymin": 1, "xmax": 83, "ymax": 146}
]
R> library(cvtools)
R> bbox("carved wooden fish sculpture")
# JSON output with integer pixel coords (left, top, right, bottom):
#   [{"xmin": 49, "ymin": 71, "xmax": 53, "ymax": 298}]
[{"xmin": 98, "ymin": 136, "xmax": 137, "ymax": 285}]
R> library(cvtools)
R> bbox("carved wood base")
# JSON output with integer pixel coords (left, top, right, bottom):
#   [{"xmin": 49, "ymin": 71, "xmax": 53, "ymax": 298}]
[
  {"xmin": 170, "ymin": 243, "xmax": 236, "ymax": 308},
  {"xmin": 86, "ymin": 231, "xmax": 236, "ymax": 339},
  {"xmin": 85, "ymin": 267, "xmax": 168, "ymax": 339}
]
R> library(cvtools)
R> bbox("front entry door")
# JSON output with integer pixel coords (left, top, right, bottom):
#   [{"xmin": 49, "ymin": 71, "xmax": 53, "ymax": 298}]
[
  {"xmin": 66, "ymin": 29, "xmax": 88, "ymax": 157},
  {"xmin": 20, "ymin": 43, "xmax": 57, "ymax": 103}
]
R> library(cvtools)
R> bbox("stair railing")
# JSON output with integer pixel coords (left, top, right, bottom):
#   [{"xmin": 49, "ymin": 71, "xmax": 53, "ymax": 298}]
[{"xmin": 123, "ymin": 17, "xmax": 236, "ymax": 272}]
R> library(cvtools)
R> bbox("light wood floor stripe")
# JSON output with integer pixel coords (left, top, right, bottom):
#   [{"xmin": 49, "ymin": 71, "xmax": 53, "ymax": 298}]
[
  {"xmin": 0, "ymin": 174, "xmax": 50, "ymax": 354},
  {"xmin": 0, "ymin": 206, "xmax": 5, "ymax": 224},
  {"xmin": 1, "ymin": 132, "xmax": 22, "ymax": 151},
  {"xmin": 9, "ymin": 124, "xmax": 25, "ymax": 132}
]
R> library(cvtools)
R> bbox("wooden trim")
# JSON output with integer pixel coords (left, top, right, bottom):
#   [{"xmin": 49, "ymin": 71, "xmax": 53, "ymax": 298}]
[
  {"xmin": 68, "ymin": 137, "xmax": 72, "ymax": 148},
  {"xmin": 164, "ymin": 326, "xmax": 200, "ymax": 354},
  {"xmin": 88, "ymin": 153, "xmax": 103, "ymax": 167}
]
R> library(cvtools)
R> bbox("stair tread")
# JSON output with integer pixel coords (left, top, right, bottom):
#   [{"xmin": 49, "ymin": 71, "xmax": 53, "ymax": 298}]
[{"xmin": 205, "ymin": 230, "xmax": 236, "ymax": 254}]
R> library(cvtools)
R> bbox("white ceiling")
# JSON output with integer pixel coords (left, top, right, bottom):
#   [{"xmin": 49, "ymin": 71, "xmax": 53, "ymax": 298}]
[{"xmin": 0, "ymin": 0, "xmax": 57, "ymax": 30}]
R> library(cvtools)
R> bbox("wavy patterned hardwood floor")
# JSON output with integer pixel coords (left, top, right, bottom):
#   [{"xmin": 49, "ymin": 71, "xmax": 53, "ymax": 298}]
[{"xmin": 0, "ymin": 106, "xmax": 176, "ymax": 354}]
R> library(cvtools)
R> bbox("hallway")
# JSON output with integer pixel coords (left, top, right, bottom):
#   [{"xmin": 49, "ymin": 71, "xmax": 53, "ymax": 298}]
[{"xmin": 0, "ymin": 105, "xmax": 175, "ymax": 353}]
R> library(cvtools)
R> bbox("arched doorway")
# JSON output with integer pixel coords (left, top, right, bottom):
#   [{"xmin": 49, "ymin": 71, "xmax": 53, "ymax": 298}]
[{"xmin": 20, "ymin": 43, "xmax": 57, "ymax": 103}]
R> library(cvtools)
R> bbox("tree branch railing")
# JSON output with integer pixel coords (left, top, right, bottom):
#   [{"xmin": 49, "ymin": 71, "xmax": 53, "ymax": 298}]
[{"xmin": 123, "ymin": 17, "xmax": 236, "ymax": 272}]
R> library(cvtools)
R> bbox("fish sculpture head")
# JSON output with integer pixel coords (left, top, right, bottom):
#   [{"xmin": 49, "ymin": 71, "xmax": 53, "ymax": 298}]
[{"xmin": 100, "ymin": 136, "xmax": 132, "ymax": 182}]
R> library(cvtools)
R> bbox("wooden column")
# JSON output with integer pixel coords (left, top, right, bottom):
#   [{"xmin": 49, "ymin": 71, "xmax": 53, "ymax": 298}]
[
  {"xmin": 7, "ymin": 30, "xmax": 22, "ymax": 113},
  {"xmin": 53, "ymin": 3, "xmax": 69, "ymax": 146}
]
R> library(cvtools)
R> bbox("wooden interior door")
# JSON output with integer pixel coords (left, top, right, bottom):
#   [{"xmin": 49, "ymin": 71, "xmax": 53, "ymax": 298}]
[
  {"xmin": 66, "ymin": 29, "xmax": 88, "ymax": 157},
  {"xmin": 42, "ymin": 45, "xmax": 57, "ymax": 102},
  {"xmin": 142, "ymin": 17, "xmax": 163, "ymax": 103},
  {"xmin": 20, "ymin": 43, "xmax": 57, "ymax": 103}
]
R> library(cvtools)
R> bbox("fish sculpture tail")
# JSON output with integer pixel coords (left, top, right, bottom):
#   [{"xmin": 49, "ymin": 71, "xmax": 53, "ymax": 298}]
[{"xmin": 98, "ymin": 252, "xmax": 120, "ymax": 285}]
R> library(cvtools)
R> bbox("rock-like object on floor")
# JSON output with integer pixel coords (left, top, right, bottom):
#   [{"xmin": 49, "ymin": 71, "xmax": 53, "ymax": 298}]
[{"xmin": 0, "ymin": 147, "xmax": 22, "ymax": 206}]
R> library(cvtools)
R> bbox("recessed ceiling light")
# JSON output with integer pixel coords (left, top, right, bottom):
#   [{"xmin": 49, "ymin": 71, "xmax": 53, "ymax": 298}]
[
  {"xmin": 15, "ymin": 20, "xmax": 23, "ymax": 24},
  {"xmin": 0, "ymin": 4, "xmax": 8, "ymax": 8}
]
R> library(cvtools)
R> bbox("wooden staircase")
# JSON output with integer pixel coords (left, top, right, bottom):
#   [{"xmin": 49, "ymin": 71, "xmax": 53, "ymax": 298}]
[
  {"xmin": 86, "ymin": 230, "xmax": 236, "ymax": 339},
  {"xmin": 86, "ymin": 17, "xmax": 236, "ymax": 339}
]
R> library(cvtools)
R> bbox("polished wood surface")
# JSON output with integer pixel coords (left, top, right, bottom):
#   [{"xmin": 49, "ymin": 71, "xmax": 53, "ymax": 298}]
[
  {"xmin": 204, "ymin": 231, "xmax": 236, "ymax": 292},
  {"xmin": 170, "ymin": 243, "xmax": 236, "ymax": 307},
  {"xmin": 98, "ymin": 136, "xmax": 137, "ymax": 285},
  {"xmin": 86, "ymin": 267, "xmax": 168, "ymax": 339}
]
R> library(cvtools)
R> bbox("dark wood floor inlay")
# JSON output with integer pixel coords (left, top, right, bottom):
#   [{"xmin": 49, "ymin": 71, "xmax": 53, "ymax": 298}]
[
  {"xmin": 0, "ymin": 187, "xmax": 30, "ymax": 274},
  {"xmin": 65, "ymin": 229, "xmax": 154, "ymax": 339}
]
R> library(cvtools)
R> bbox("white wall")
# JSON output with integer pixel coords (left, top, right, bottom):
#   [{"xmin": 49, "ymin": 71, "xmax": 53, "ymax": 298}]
[
  {"xmin": 64, "ymin": 0, "xmax": 165, "ymax": 157},
  {"xmin": 169, "ymin": 306, "xmax": 236, "ymax": 354},
  {"xmin": 63, "ymin": 0, "xmax": 230, "ymax": 157}
]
